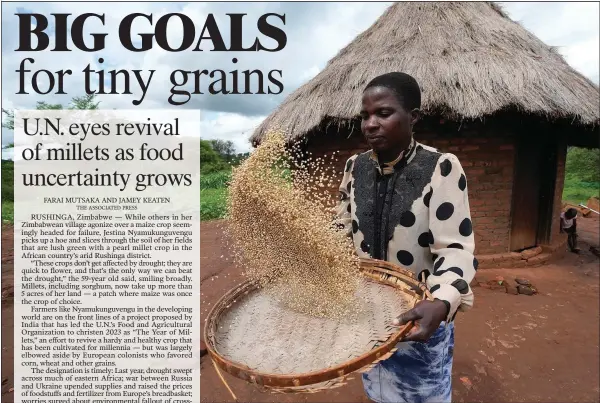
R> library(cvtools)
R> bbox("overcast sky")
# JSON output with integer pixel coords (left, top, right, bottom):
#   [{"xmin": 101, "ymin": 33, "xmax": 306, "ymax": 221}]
[{"xmin": 2, "ymin": 1, "xmax": 599, "ymax": 157}]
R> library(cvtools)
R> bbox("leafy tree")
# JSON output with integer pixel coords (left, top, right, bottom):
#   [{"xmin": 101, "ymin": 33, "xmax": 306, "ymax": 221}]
[
  {"xmin": 2, "ymin": 94, "xmax": 100, "ymax": 130},
  {"xmin": 1, "ymin": 160, "xmax": 14, "ymax": 202},
  {"xmin": 566, "ymin": 147, "xmax": 600, "ymax": 183},
  {"xmin": 208, "ymin": 139, "xmax": 236, "ymax": 163},
  {"xmin": 69, "ymin": 94, "xmax": 100, "ymax": 110},
  {"xmin": 200, "ymin": 140, "xmax": 228, "ymax": 173}
]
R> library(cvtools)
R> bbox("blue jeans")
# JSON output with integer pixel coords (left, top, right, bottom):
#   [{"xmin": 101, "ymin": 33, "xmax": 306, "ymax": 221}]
[{"xmin": 362, "ymin": 322, "xmax": 455, "ymax": 403}]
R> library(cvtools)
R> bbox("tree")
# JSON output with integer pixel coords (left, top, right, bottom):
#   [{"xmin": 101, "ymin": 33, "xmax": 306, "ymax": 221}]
[
  {"xmin": 200, "ymin": 140, "xmax": 228, "ymax": 173},
  {"xmin": 208, "ymin": 139, "xmax": 236, "ymax": 163},
  {"xmin": 566, "ymin": 147, "xmax": 600, "ymax": 183},
  {"xmin": 2, "ymin": 94, "xmax": 100, "ymax": 130},
  {"xmin": 69, "ymin": 94, "xmax": 100, "ymax": 110}
]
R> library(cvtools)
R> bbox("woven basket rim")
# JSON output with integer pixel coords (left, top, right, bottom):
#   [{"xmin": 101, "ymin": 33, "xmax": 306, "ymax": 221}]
[{"xmin": 203, "ymin": 257, "xmax": 431, "ymax": 390}]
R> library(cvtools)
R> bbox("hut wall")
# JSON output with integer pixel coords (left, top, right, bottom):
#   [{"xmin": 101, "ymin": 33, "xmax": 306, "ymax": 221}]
[
  {"xmin": 418, "ymin": 131, "xmax": 516, "ymax": 255},
  {"xmin": 306, "ymin": 120, "xmax": 518, "ymax": 255},
  {"xmin": 550, "ymin": 137, "xmax": 568, "ymax": 244}
]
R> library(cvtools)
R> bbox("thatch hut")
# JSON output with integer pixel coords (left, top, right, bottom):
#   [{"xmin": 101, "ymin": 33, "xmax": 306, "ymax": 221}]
[{"xmin": 251, "ymin": 2, "xmax": 599, "ymax": 260}]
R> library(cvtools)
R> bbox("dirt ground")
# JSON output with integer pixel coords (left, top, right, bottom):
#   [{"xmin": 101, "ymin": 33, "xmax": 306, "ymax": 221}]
[{"xmin": 2, "ymin": 217, "xmax": 600, "ymax": 402}]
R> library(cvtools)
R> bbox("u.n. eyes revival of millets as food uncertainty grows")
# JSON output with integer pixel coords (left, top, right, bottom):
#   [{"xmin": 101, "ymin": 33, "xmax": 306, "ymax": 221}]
[{"xmin": 225, "ymin": 130, "xmax": 362, "ymax": 319}]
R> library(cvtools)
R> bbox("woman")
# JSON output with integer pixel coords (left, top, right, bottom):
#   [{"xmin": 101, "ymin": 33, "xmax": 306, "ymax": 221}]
[{"xmin": 334, "ymin": 72, "xmax": 477, "ymax": 403}]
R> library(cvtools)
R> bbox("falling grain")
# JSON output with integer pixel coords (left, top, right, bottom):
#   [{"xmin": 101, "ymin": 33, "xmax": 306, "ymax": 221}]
[{"xmin": 225, "ymin": 130, "xmax": 361, "ymax": 319}]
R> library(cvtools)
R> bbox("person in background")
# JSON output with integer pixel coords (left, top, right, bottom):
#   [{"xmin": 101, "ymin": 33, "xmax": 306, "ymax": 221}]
[
  {"xmin": 560, "ymin": 208, "xmax": 580, "ymax": 253},
  {"xmin": 334, "ymin": 72, "xmax": 476, "ymax": 403}
]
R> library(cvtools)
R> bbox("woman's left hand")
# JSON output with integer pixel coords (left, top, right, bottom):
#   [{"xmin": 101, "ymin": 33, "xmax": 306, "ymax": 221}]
[{"xmin": 392, "ymin": 299, "xmax": 448, "ymax": 342}]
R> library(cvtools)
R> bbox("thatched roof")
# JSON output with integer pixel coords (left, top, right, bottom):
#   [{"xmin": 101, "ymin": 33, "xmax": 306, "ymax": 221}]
[{"xmin": 251, "ymin": 2, "xmax": 600, "ymax": 144}]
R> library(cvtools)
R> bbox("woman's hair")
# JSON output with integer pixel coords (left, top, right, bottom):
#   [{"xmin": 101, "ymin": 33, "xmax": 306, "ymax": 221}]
[{"xmin": 364, "ymin": 72, "xmax": 422, "ymax": 112}]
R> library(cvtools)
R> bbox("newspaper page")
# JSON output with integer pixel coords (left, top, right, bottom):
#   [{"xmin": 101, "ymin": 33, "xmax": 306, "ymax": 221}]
[{"xmin": 13, "ymin": 109, "xmax": 201, "ymax": 401}]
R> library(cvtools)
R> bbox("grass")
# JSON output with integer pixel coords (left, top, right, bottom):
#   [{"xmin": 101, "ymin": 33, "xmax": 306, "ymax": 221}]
[
  {"xmin": 200, "ymin": 170, "xmax": 231, "ymax": 190},
  {"xmin": 201, "ymin": 188, "xmax": 228, "ymax": 221},
  {"xmin": 199, "ymin": 171, "xmax": 231, "ymax": 221},
  {"xmin": 562, "ymin": 175, "xmax": 599, "ymax": 205},
  {"xmin": 1, "ymin": 160, "xmax": 14, "ymax": 224},
  {"xmin": 2, "ymin": 201, "xmax": 13, "ymax": 223}
]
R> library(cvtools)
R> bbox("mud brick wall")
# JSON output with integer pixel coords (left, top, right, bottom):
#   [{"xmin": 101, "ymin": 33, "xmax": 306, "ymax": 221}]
[
  {"xmin": 305, "ymin": 125, "xmax": 517, "ymax": 255},
  {"xmin": 418, "ymin": 133, "xmax": 515, "ymax": 255}
]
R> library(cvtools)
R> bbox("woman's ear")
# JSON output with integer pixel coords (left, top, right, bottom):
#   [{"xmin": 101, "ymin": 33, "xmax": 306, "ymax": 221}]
[{"xmin": 410, "ymin": 108, "xmax": 421, "ymax": 126}]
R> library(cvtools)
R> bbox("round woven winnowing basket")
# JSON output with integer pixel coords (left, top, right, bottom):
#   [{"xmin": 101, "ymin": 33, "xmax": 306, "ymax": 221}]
[{"xmin": 203, "ymin": 258, "xmax": 433, "ymax": 395}]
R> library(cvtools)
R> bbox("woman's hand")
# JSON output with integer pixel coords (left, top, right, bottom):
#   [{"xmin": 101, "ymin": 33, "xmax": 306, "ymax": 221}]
[{"xmin": 392, "ymin": 299, "xmax": 449, "ymax": 342}]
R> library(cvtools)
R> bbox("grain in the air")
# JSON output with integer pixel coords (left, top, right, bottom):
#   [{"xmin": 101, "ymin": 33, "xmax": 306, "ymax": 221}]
[{"xmin": 225, "ymin": 130, "xmax": 362, "ymax": 319}]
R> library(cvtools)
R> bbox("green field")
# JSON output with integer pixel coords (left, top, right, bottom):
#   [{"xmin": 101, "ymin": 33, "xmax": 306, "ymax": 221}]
[
  {"xmin": 2, "ymin": 200, "xmax": 13, "ymax": 223},
  {"xmin": 562, "ymin": 175, "xmax": 599, "ymax": 205},
  {"xmin": 563, "ymin": 147, "xmax": 599, "ymax": 205},
  {"xmin": 200, "ymin": 170, "xmax": 230, "ymax": 221}
]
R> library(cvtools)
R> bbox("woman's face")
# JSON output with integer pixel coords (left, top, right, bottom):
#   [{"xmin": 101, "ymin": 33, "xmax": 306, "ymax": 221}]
[{"xmin": 360, "ymin": 86, "xmax": 416, "ymax": 156}]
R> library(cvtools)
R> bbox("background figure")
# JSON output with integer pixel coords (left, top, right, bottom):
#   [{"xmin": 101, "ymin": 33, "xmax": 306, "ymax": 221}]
[{"xmin": 560, "ymin": 208, "xmax": 579, "ymax": 253}]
